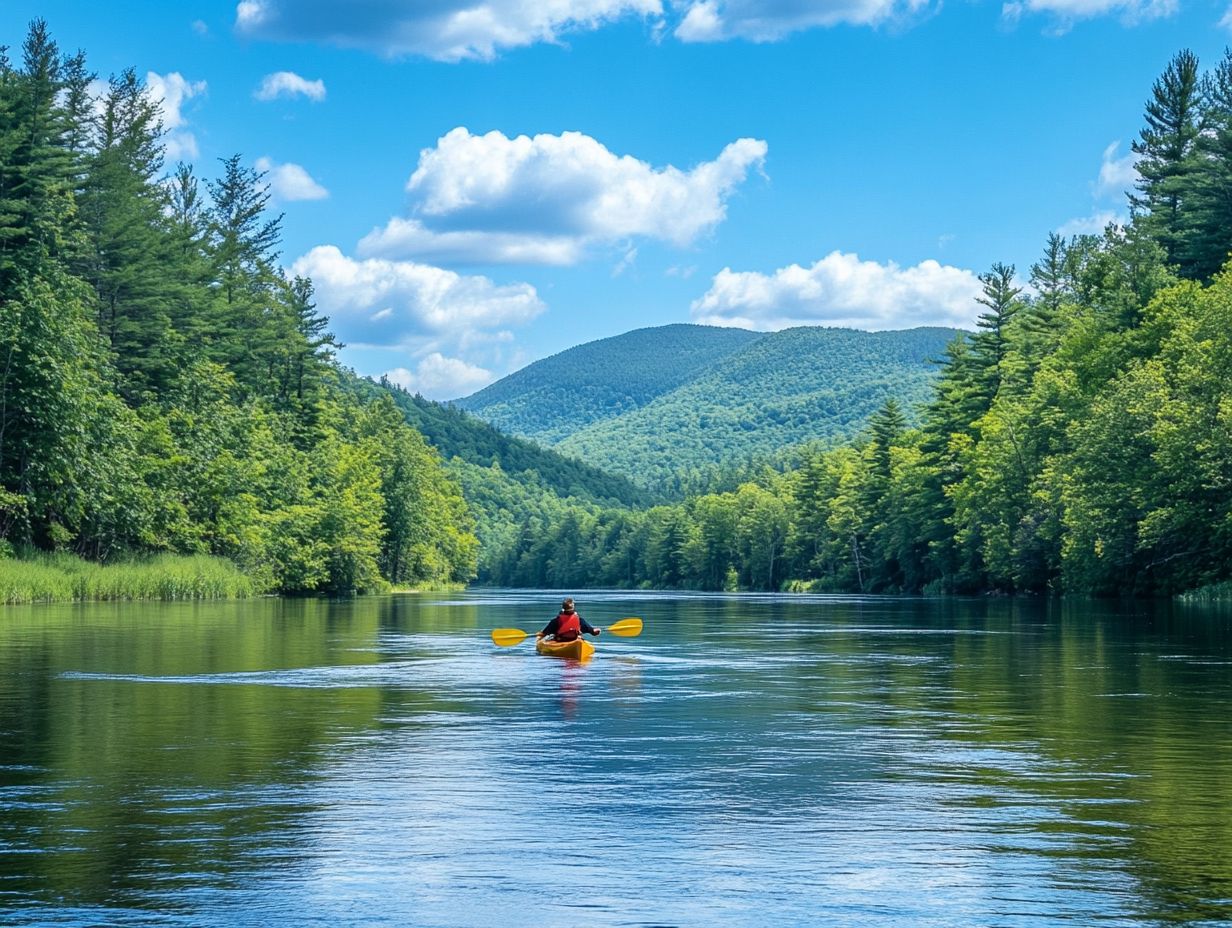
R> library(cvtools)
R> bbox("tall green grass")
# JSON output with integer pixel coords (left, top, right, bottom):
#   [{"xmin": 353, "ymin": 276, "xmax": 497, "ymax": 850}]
[
  {"xmin": 0, "ymin": 553, "xmax": 257, "ymax": 605},
  {"xmin": 1178, "ymin": 580, "xmax": 1232, "ymax": 603}
]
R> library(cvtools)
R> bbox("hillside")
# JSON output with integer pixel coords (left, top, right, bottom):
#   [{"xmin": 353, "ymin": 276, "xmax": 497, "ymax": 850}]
[
  {"xmin": 555, "ymin": 326, "xmax": 960, "ymax": 487},
  {"xmin": 453, "ymin": 324, "xmax": 762, "ymax": 443},
  {"xmin": 341, "ymin": 373, "xmax": 656, "ymax": 509}
]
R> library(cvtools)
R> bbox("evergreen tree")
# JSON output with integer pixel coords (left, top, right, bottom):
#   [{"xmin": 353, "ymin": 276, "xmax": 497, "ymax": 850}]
[
  {"xmin": 1131, "ymin": 50, "xmax": 1202, "ymax": 270},
  {"xmin": 205, "ymin": 154, "xmax": 285, "ymax": 390},
  {"xmin": 77, "ymin": 68, "xmax": 178, "ymax": 400},
  {"xmin": 1181, "ymin": 49, "xmax": 1232, "ymax": 280},
  {"xmin": 970, "ymin": 262, "xmax": 1023, "ymax": 403}
]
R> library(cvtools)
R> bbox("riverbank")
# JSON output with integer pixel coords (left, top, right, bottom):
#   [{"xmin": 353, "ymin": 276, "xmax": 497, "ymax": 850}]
[
  {"xmin": 1178, "ymin": 581, "xmax": 1232, "ymax": 603},
  {"xmin": 0, "ymin": 553, "xmax": 257, "ymax": 605}
]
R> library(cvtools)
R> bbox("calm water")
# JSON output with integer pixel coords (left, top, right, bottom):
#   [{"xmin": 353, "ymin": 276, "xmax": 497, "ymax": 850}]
[{"xmin": 1, "ymin": 592, "xmax": 1230, "ymax": 927}]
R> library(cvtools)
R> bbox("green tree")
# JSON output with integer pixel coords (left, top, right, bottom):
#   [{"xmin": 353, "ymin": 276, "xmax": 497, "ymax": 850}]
[{"xmin": 1131, "ymin": 49, "xmax": 1202, "ymax": 269}]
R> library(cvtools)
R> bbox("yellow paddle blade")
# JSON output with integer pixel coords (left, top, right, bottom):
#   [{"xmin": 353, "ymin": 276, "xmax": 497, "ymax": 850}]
[
  {"xmin": 491, "ymin": 628, "xmax": 531, "ymax": 647},
  {"xmin": 605, "ymin": 617, "xmax": 643, "ymax": 637}
]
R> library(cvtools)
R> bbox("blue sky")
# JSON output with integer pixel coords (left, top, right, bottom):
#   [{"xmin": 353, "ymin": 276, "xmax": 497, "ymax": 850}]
[{"xmin": 3, "ymin": 1, "xmax": 1229, "ymax": 397}]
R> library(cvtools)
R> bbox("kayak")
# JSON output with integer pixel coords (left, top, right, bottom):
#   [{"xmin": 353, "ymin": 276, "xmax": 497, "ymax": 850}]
[{"xmin": 535, "ymin": 636, "xmax": 596, "ymax": 660}]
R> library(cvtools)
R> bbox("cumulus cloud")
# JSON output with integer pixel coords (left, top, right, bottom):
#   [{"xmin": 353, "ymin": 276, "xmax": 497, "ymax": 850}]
[
  {"xmin": 255, "ymin": 156, "xmax": 329, "ymax": 201},
  {"xmin": 234, "ymin": 0, "xmax": 662, "ymax": 62},
  {"xmin": 359, "ymin": 128, "xmax": 767, "ymax": 265},
  {"xmin": 146, "ymin": 71, "xmax": 207, "ymax": 160},
  {"xmin": 1002, "ymin": 0, "xmax": 1175, "ymax": 30},
  {"xmin": 674, "ymin": 0, "xmax": 929, "ymax": 41},
  {"xmin": 1057, "ymin": 209, "xmax": 1123, "ymax": 237},
  {"xmin": 255, "ymin": 70, "xmax": 326, "ymax": 101},
  {"xmin": 1057, "ymin": 141, "xmax": 1134, "ymax": 235},
  {"xmin": 289, "ymin": 245, "xmax": 545, "ymax": 351},
  {"xmin": 690, "ymin": 252, "xmax": 983, "ymax": 331},
  {"xmin": 384, "ymin": 354, "xmax": 494, "ymax": 398},
  {"xmin": 1096, "ymin": 140, "xmax": 1139, "ymax": 197}
]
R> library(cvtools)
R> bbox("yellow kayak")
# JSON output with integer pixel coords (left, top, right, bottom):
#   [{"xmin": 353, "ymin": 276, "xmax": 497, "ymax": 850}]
[{"xmin": 535, "ymin": 636, "xmax": 596, "ymax": 660}]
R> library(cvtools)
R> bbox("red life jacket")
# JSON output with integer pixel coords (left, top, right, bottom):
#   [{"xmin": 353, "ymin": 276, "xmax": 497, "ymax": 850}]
[{"xmin": 554, "ymin": 611, "xmax": 581, "ymax": 641}]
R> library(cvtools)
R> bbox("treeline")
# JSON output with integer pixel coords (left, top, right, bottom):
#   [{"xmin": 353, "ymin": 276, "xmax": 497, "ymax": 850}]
[
  {"xmin": 488, "ymin": 48, "xmax": 1232, "ymax": 597},
  {"xmin": 0, "ymin": 23, "xmax": 477, "ymax": 593}
]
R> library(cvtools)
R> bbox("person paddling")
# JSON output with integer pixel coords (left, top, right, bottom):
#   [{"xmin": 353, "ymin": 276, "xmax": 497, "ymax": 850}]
[{"xmin": 537, "ymin": 598, "xmax": 601, "ymax": 643}]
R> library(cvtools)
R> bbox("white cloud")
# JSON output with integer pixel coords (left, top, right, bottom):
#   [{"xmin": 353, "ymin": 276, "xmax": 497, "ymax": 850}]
[
  {"xmin": 255, "ymin": 70, "xmax": 326, "ymax": 102},
  {"xmin": 1222, "ymin": 5, "xmax": 1232, "ymax": 28},
  {"xmin": 1057, "ymin": 210, "xmax": 1124, "ymax": 237},
  {"xmin": 359, "ymin": 128, "xmax": 767, "ymax": 265},
  {"xmin": 192, "ymin": 19, "xmax": 210, "ymax": 36},
  {"xmin": 145, "ymin": 71, "xmax": 206, "ymax": 130},
  {"xmin": 690, "ymin": 251, "xmax": 983, "ymax": 331},
  {"xmin": 146, "ymin": 71, "xmax": 206, "ymax": 161},
  {"xmin": 255, "ymin": 156, "xmax": 330, "ymax": 201},
  {"xmin": 384, "ymin": 354, "xmax": 494, "ymax": 398},
  {"xmin": 234, "ymin": 0, "xmax": 662, "ymax": 62},
  {"xmin": 359, "ymin": 218, "xmax": 584, "ymax": 265},
  {"xmin": 1002, "ymin": 0, "xmax": 1175, "ymax": 29},
  {"xmin": 675, "ymin": 0, "xmax": 929, "ymax": 41},
  {"xmin": 1096, "ymin": 140, "xmax": 1139, "ymax": 197},
  {"xmin": 289, "ymin": 245, "xmax": 545, "ymax": 350},
  {"xmin": 612, "ymin": 245, "xmax": 638, "ymax": 277},
  {"xmin": 1056, "ymin": 141, "xmax": 1135, "ymax": 235}
]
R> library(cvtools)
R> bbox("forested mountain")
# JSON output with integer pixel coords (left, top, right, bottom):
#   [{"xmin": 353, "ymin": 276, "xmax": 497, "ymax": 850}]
[
  {"xmin": 556, "ymin": 326, "xmax": 958, "ymax": 488},
  {"xmin": 342, "ymin": 373, "xmax": 654, "ymax": 508},
  {"xmin": 486, "ymin": 48, "xmax": 1232, "ymax": 599},
  {"xmin": 454, "ymin": 323, "xmax": 761, "ymax": 442},
  {"xmin": 0, "ymin": 23, "xmax": 477, "ymax": 594}
]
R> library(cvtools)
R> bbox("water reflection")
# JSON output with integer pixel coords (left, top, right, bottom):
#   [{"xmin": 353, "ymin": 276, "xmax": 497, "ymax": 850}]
[{"xmin": 0, "ymin": 593, "xmax": 1229, "ymax": 926}]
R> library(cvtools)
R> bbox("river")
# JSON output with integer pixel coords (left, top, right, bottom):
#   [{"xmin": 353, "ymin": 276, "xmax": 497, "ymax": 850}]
[{"xmin": 1, "ymin": 591, "xmax": 1230, "ymax": 926}]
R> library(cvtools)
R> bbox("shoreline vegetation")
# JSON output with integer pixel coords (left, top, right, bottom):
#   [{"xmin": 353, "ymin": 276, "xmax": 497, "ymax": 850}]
[
  {"xmin": 0, "ymin": 551, "xmax": 474, "ymax": 605},
  {"xmin": 0, "ymin": 552, "xmax": 255, "ymax": 604},
  {"xmin": 0, "ymin": 22, "xmax": 479, "ymax": 600}
]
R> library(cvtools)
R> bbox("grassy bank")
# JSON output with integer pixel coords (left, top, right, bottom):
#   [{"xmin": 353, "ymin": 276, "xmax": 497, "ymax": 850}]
[
  {"xmin": 1177, "ymin": 581, "xmax": 1232, "ymax": 604},
  {"xmin": 388, "ymin": 581, "xmax": 468, "ymax": 594},
  {"xmin": 0, "ymin": 553, "xmax": 257, "ymax": 605}
]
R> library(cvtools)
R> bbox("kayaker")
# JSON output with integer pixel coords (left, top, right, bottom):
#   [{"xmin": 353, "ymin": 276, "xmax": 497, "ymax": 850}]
[{"xmin": 537, "ymin": 598, "xmax": 601, "ymax": 643}]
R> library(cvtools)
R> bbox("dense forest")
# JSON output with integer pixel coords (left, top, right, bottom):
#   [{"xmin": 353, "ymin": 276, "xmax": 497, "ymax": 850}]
[
  {"xmin": 485, "ymin": 49, "xmax": 1232, "ymax": 598},
  {"xmin": 0, "ymin": 23, "xmax": 477, "ymax": 595},
  {"xmin": 554, "ymin": 325, "xmax": 958, "ymax": 488},
  {"xmin": 455, "ymin": 324, "xmax": 762, "ymax": 443}
]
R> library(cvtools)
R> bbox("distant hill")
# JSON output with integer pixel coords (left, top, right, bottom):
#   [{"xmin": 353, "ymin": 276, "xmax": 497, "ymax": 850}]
[
  {"xmin": 459, "ymin": 325, "xmax": 962, "ymax": 488},
  {"xmin": 560, "ymin": 326, "xmax": 959, "ymax": 486},
  {"xmin": 341, "ymin": 372, "xmax": 655, "ymax": 509},
  {"xmin": 453, "ymin": 323, "xmax": 762, "ymax": 443}
]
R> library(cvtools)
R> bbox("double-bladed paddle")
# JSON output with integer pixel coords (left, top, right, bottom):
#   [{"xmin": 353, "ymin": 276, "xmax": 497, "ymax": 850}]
[{"xmin": 491, "ymin": 617, "xmax": 643, "ymax": 647}]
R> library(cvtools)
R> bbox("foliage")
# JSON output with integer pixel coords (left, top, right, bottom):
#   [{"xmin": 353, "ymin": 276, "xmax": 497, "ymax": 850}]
[
  {"xmin": 0, "ymin": 551, "xmax": 256, "ymax": 604},
  {"xmin": 455, "ymin": 323, "xmax": 760, "ymax": 443},
  {"xmin": 0, "ymin": 22, "xmax": 477, "ymax": 598},
  {"xmin": 343, "ymin": 372, "xmax": 656, "ymax": 508},
  {"xmin": 486, "ymin": 86, "xmax": 1232, "ymax": 596}
]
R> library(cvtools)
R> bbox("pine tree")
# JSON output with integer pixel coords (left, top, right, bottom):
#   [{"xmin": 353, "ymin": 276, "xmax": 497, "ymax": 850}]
[
  {"xmin": 77, "ymin": 68, "xmax": 179, "ymax": 400},
  {"xmin": 1181, "ymin": 49, "xmax": 1232, "ymax": 280},
  {"xmin": 868, "ymin": 397, "xmax": 905, "ymax": 479},
  {"xmin": 0, "ymin": 21, "xmax": 80, "ymax": 292},
  {"xmin": 1130, "ymin": 50, "xmax": 1201, "ymax": 270},
  {"xmin": 205, "ymin": 154, "xmax": 285, "ymax": 390},
  {"xmin": 970, "ymin": 262, "xmax": 1023, "ymax": 405}
]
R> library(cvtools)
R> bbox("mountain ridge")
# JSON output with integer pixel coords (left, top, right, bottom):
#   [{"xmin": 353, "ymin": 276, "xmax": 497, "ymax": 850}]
[
  {"xmin": 457, "ymin": 323, "xmax": 963, "ymax": 488},
  {"xmin": 453, "ymin": 323, "xmax": 762, "ymax": 444}
]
